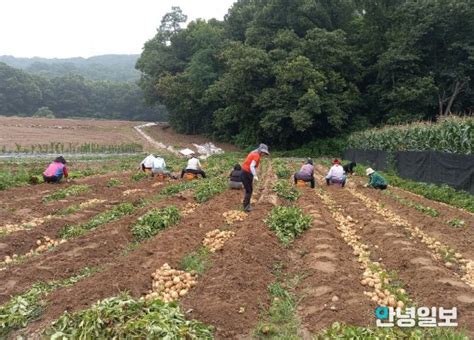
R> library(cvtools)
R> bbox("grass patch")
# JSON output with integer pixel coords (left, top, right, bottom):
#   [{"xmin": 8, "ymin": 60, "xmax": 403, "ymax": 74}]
[
  {"xmin": 316, "ymin": 322, "xmax": 468, "ymax": 339},
  {"xmin": 383, "ymin": 173, "xmax": 474, "ymax": 213},
  {"xmin": 448, "ymin": 218, "xmax": 466, "ymax": 228},
  {"xmin": 42, "ymin": 184, "xmax": 91, "ymax": 202},
  {"xmin": 58, "ymin": 203, "xmax": 135, "ymax": 239},
  {"xmin": 265, "ymin": 206, "xmax": 312, "ymax": 245},
  {"xmin": 132, "ymin": 206, "xmax": 181, "ymax": 242},
  {"xmin": 272, "ymin": 159, "xmax": 292, "ymax": 179},
  {"xmin": 131, "ymin": 171, "xmax": 148, "ymax": 181},
  {"xmin": 273, "ymin": 180, "xmax": 301, "ymax": 201},
  {"xmin": 106, "ymin": 178, "xmax": 123, "ymax": 187},
  {"xmin": 43, "ymin": 293, "xmax": 213, "ymax": 338},
  {"xmin": 194, "ymin": 177, "xmax": 227, "ymax": 203},
  {"xmin": 255, "ymin": 281, "xmax": 300, "ymax": 339},
  {"xmin": 0, "ymin": 267, "xmax": 96, "ymax": 338},
  {"xmin": 383, "ymin": 190, "xmax": 439, "ymax": 217},
  {"xmin": 180, "ymin": 247, "xmax": 211, "ymax": 275}
]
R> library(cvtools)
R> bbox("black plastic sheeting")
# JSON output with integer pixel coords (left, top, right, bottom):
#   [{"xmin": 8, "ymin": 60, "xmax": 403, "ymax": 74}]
[{"xmin": 343, "ymin": 149, "xmax": 474, "ymax": 194}]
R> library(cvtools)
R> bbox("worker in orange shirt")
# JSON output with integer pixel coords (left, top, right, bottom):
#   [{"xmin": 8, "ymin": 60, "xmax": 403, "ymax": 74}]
[{"xmin": 240, "ymin": 143, "xmax": 270, "ymax": 212}]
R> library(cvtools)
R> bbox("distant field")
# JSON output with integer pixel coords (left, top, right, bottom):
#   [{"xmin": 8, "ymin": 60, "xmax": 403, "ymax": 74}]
[{"xmin": 0, "ymin": 116, "xmax": 146, "ymax": 151}]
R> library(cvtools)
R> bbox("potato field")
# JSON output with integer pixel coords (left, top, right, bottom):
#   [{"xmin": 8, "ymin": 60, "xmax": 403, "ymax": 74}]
[{"xmin": 0, "ymin": 149, "xmax": 473, "ymax": 339}]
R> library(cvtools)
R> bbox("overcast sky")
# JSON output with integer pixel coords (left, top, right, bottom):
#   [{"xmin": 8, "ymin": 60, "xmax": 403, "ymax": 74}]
[{"xmin": 0, "ymin": 0, "xmax": 237, "ymax": 59}]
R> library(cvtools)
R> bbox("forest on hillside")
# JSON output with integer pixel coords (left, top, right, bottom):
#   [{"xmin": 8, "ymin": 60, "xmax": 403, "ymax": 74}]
[
  {"xmin": 0, "ymin": 56, "xmax": 166, "ymax": 121},
  {"xmin": 137, "ymin": 0, "xmax": 474, "ymax": 148}
]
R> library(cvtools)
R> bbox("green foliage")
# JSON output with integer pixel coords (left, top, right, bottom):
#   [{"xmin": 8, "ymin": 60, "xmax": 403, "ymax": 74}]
[
  {"xmin": 58, "ymin": 203, "xmax": 135, "ymax": 239},
  {"xmin": 448, "ymin": 219, "xmax": 466, "ymax": 228},
  {"xmin": 255, "ymin": 282, "xmax": 299, "ymax": 339},
  {"xmin": 348, "ymin": 116, "xmax": 474, "ymax": 154},
  {"xmin": 33, "ymin": 106, "xmax": 55, "ymax": 118},
  {"xmin": 272, "ymin": 159, "xmax": 291, "ymax": 179},
  {"xmin": 272, "ymin": 180, "xmax": 301, "ymax": 201},
  {"xmin": 317, "ymin": 322, "xmax": 468, "ymax": 340},
  {"xmin": 43, "ymin": 294, "xmax": 213, "ymax": 339},
  {"xmin": 0, "ymin": 60, "xmax": 167, "ymax": 121},
  {"xmin": 131, "ymin": 171, "xmax": 148, "ymax": 181},
  {"xmin": 42, "ymin": 184, "xmax": 90, "ymax": 202},
  {"xmin": 383, "ymin": 191, "xmax": 439, "ymax": 217},
  {"xmin": 384, "ymin": 173, "xmax": 474, "ymax": 213},
  {"xmin": 194, "ymin": 177, "xmax": 227, "ymax": 203},
  {"xmin": 265, "ymin": 206, "xmax": 312, "ymax": 245},
  {"xmin": 0, "ymin": 163, "xmax": 44, "ymax": 190},
  {"xmin": 0, "ymin": 267, "xmax": 95, "ymax": 338},
  {"xmin": 106, "ymin": 178, "xmax": 123, "ymax": 187},
  {"xmin": 132, "ymin": 206, "xmax": 181, "ymax": 241},
  {"xmin": 180, "ymin": 247, "xmax": 211, "ymax": 275}
]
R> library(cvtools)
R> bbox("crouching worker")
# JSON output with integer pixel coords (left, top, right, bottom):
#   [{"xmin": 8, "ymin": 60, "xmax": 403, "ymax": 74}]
[
  {"xmin": 152, "ymin": 155, "xmax": 176, "ymax": 179},
  {"xmin": 140, "ymin": 154, "xmax": 155, "ymax": 174},
  {"xmin": 343, "ymin": 161, "xmax": 357, "ymax": 175},
  {"xmin": 181, "ymin": 153, "xmax": 206, "ymax": 179},
  {"xmin": 325, "ymin": 159, "xmax": 346, "ymax": 187},
  {"xmin": 294, "ymin": 158, "xmax": 315, "ymax": 188},
  {"xmin": 229, "ymin": 164, "xmax": 243, "ymax": 189},
  {"xmin": 365, "ymin": 168, "xmax": 388, "ymax": 190},
  {"xmin": 43, "ymin": 156, "xmax": 68, "ymax": 183}
]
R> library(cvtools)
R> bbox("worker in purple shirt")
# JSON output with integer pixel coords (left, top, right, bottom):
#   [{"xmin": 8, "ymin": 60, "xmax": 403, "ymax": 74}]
[{"xmin": 294, "ymin": 158, "xmax": 315, "ymax": 188}]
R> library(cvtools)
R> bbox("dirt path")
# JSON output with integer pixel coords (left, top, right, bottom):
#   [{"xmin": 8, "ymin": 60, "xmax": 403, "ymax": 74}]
[{"xmin": 292, "ymin": 186, "xmax": 374, "ymax": 334}]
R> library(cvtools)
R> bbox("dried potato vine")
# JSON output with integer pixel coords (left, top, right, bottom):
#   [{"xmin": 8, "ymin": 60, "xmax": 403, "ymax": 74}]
[
  {"xmin": 348, "ymin": 188, "xmax": 474, "ymax": 288},
  {"xmin": 316, "ymin": 189, "xmax": 411, "ymax": 308}
]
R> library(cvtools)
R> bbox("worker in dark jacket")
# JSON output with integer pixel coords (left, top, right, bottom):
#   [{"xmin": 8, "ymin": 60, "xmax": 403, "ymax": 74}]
[
  {"xmin": 229, "ymin": 164, "xmax": 243, "ymax": 189},
  {"xmin": 343, "ymin": 161, "xmax": 357, "ymax": 175}
]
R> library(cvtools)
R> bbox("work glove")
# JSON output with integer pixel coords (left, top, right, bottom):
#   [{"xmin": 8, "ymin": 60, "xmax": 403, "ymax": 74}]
[{"xmin": 254, "ymin": 175, "xmax": 259, "ymax": 181}]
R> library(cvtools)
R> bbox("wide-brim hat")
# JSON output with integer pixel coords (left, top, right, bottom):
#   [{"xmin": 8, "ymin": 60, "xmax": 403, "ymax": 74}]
[
  {"xmin": 258, "ymin": 143, "xmax": 269, "ymax": 155},
  {"xmin": 366, "ymin": 168, "xmax": 375, "ymax": 176},
  {"xmin": 333, "ymin": 159, "xmax": 340, "ymax": 164}
]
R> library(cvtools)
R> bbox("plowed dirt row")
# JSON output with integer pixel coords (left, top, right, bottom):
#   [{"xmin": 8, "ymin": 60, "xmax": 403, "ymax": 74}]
[
  {"xmin": 0, "ymin": 177, "xmax": 171, "ymax": 258},
  {"xmin": 181, "ymin": 202, "xmax": 283, "ymax": 339},
  {"xmin": 357, "ymin": 186, "xmax": 474, "ymax": 260},
  {"xmin": 17, "ymin": 189, "xmax": 242, "ymax": 336},
  {"xmin": 292, "ymin": 186, "xmax": 374, "ymax": 334},
  {"xmin": 0, "ymin": 187, "xmax": 190, "ymax": 305},
  {"xmin": 0, "ymin": 171, "xmax": 141, "ymax": 226},
  {"xmin": 321, "ymin": 184, "xmax": 474, "ymax": 335}
]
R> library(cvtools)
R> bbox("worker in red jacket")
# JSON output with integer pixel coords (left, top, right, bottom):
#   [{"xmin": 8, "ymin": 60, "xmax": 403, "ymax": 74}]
[{"xmin": 240, "ymin": 143, "xmax": 269, "ymax": 212}]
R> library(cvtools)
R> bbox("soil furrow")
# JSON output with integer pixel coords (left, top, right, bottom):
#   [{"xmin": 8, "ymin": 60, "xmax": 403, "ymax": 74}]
[
  {"xmin": 321, "ymin": 184, "xmax": 474, "ymax": 335},
  {"xmin": 292, "ymin": 186, "xmax": 375, "ymax": 334},
  {"xmin": 0, "ymin": 189, "xmax": 193, "ymax": 304},
  {"xmin": 16, "ymin": 189, "xmax": 242, "ymax": 336}
]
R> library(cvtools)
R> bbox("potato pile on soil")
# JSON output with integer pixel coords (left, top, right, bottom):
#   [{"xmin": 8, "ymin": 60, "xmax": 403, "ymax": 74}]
[
  {"xmin": 202, "ymin": 229, "xmax": 236, "ymax": 252},
  {"xmin": 145, "ymin": 263, "xmax": 197, "ymax": 303},
  {"xmin": 223, "ymin": 210, "xmax": 247, "ymax": 224}
]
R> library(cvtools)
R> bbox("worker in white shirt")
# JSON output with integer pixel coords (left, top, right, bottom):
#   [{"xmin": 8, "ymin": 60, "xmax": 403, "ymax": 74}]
[
  {"xmin": 140, "ymin": 154, "xmax": 156, "ymax": 172},
  {"xmin": 152, "ymin": 155, "xmax": 176, "ymax": 179},
  {"xmin": 325, "ymin": 159, "xmax": 346, "ymax": 187},
  {"xmin": 181, "ymin": 153, "xmax": 206, "ymax": 178}
]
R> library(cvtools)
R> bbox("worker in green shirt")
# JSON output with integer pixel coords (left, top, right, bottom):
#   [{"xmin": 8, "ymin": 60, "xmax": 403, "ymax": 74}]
[{"xmin": 365, "ymin": 168, "xmax": 388, "ymax": 190}]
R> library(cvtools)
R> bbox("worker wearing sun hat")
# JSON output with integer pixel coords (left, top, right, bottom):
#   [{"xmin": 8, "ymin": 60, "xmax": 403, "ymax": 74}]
[
  {"xmin": 365, "ymin": 167, "xmax": 388, "ymax": 190},
  {"xmin": 240, "ymin": 143, "xmax": 270, "ymax": 212},
  {"xmin": 325, "ymin": 159, "xmax": 346, "ymax": 187}
]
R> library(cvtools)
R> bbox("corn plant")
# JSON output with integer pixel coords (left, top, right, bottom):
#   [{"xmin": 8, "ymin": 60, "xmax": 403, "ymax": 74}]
[{"xmin": 348, "ymin": 116, "xmax": 473, "ymax": 154}]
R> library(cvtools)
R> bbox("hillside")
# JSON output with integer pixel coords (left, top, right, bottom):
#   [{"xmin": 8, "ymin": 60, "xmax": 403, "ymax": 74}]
[{"xmin": 0, "ymin": 54, "xmax": 140, "ymax": 82}]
